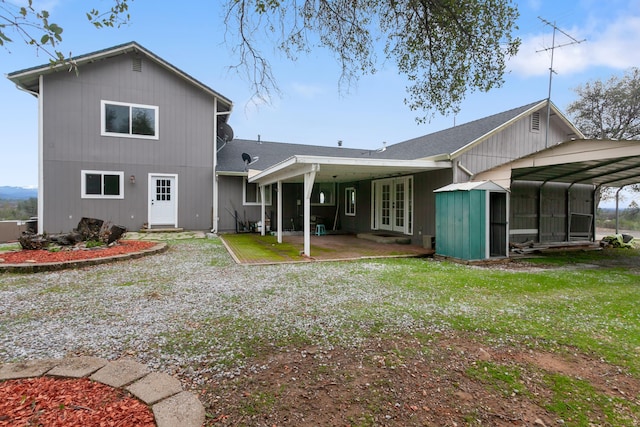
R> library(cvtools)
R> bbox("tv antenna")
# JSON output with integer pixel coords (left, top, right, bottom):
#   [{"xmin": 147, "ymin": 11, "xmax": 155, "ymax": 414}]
[{"xmin": 537, "ymin": 17, "xmax": 585, "ymax": 147}]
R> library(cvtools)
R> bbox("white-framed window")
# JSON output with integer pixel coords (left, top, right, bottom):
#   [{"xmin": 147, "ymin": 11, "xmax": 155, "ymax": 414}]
[
  {"xmin": 243, "ymin": 178, "xmax": 272, "ymax": 205},
  {"xmin": 345, "ymin": 187, "xmax": 356, "ymax": 216},
  {"xmin": 101, "ymin": 100, "xmax": 159, "ymax": 139},
  {"xmin": 311, "ymin": 182, "xmax": 335, "ymax": 206},
  {"xmin": 81, "ymin": 170, "xmax": 124, "ymax": 199}
]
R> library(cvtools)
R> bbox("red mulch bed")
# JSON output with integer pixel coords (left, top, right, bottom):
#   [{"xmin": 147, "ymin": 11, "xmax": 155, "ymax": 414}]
[
  {"xmin": 0, "ymin": 241, "xmax": 156, "ymax": 264},
  {"xmin": 0, "ymin": 377, "xmax": 155, "ymax": 426}
]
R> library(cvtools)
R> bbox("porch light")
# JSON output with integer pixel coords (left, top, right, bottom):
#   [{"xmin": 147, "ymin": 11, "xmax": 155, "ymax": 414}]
[{"xmin": 129, "ymin": 175, "xmax": 136, "ymax": 184}]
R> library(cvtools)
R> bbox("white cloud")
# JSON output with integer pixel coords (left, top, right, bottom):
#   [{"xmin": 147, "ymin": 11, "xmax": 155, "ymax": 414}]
[
  {"xmin": 509, "ymin": 14, "xmax": 640, "ymax": 77},
  {"xmin": 290, "ymin": 82, "xmax": 325, "ymax": 99}
]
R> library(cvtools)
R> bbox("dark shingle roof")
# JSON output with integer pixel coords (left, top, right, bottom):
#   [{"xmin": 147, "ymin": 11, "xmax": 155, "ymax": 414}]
[
  {"xmin": 217, "ymin": 139, "xmax": 365, "ymax": 173},
  {"xmin": 376, "ymin": 100, "xmax": 547, "ymax": 160},
  {"xmin": 218, "ymin": 101, "xmax": 553, "ymax": 172}
]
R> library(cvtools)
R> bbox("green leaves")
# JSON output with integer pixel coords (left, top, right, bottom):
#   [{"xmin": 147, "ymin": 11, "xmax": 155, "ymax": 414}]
[
  {"xmin": 1, "ymin": 0, "xmax": 131, "ymax": 67},
  {"xmin": 567, "ymin": 67, "xmax": 640, "ymax": 140},
  {"xmin": 225, "ymin": 0, "xmax": 521, "ymax": 122}
]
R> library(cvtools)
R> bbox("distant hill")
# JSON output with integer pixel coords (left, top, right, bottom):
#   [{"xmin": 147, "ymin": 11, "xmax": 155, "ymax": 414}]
[{"xmin": 0, "ymin": 186, "xmax": 38, "ymax": 200}]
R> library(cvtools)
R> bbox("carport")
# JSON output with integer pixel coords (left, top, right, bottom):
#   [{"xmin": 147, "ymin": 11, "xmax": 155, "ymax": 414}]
[
  {"xmin": 248, "ymin": 155, "xmax": 451, "ymax": 257},
  {"xmin": 474, "ymin": 138, "xmax": 640, "ymax": 244}
]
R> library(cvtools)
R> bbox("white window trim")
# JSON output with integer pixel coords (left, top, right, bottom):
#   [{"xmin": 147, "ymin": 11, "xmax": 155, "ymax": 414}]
[
  {"xmin": 243, "ymin": 177, "xmax": 272, "ymax": 206},
  {"xmin": 345, "ymin": 187, "xmax": 356, "ymax": 216},
  {"xmin": 81, "ymin": 170, "xmax": 124, "ymax": 199},
  {"xmin": 101, "ymin": 100, "xmax": 159, "ymax": 140}
]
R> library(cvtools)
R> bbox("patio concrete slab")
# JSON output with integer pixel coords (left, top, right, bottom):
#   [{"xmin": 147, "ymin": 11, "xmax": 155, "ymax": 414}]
[{"xmin": 222, "ymin": 233, "xmax": 434, "ymax": 265}]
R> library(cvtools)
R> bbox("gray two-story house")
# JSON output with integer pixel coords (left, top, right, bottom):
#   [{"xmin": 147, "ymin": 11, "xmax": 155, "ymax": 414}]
[
  {"xmin": 10, "ymin": 42, "xmax": 640, "ymax": 260},
  {"xmin": 8, "ymin": 42, "xmax": 232, "ymax": 234}
]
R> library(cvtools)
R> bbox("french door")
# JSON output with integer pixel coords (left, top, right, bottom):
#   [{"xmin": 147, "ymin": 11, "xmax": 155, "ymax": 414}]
[{"xmin": 372, "ymin": 176, "xmax": 413, "ymax": 234}]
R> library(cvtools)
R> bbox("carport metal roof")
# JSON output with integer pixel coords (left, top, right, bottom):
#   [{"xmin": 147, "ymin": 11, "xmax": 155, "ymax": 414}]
[{"xmin": 475, "ymin": 139, "xmax": 640, "ymax": 188}]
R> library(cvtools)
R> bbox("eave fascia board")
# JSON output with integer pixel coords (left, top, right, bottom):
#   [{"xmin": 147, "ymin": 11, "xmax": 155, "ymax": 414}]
[
  {"xmin": 249, "ymin": 155, "xmax": 452, "ymax": 186},
  {"xmin": 216, "ymin": 171, "xmax": 248, "ymax": 177},
  {"xmin": 7, "ymin": 42, "xmax": 234, "ymax": 109}
]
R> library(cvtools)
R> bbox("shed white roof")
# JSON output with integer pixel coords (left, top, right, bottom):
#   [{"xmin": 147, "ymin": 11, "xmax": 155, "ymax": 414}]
[{"xmin": 434, "ymin": 181, "xmax": 508, "ymax": 193}]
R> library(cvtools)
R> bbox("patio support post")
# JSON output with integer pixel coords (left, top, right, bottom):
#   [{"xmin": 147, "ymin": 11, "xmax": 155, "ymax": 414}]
[
  {"xmin": 260, "ymin": 185, "xmax": 266, "ymax": 236},
  {"xmin": 303, "ymin": 168, "xmax": 318, "ymax": 256},
  {"xmin": 277, "ymin": 181, "xmax": 283, "ymax": 244}
]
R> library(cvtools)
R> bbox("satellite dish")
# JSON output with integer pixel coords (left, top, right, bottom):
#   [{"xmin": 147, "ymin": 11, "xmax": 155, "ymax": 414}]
[
  {"xmin": 218, "ymin": 121, "xmax": 234, "ymax": 142},
  {"xmin": 242, "ymin": 152, "xmax": 252, "ymax": 164}
]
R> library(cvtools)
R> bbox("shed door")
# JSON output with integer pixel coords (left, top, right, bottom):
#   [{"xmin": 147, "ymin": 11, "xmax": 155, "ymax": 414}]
[
  {"xmin": 489, "ymin": 192, "xmax": 507, "ymax": 257},
  {"xmin": 149, "ymin": 174, "xmax": 178, "ymax": 227}
]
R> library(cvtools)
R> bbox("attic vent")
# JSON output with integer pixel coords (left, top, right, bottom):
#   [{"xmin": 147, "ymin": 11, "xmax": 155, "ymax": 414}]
[
  {"xmin": 530, "ymin": 111, "xmax": 540, "ymax": 132},
  {"xmin": 132, "ymin": 57, "xmax": 143, "ymax": 72}
]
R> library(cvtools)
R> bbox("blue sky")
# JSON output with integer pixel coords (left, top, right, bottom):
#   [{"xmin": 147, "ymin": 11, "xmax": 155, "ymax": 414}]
[{"xmin": 1, "ymin": 0, "xmax": 639, "ymax": 194}]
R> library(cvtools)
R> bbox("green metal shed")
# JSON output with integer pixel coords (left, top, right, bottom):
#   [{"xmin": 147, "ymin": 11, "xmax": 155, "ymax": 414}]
[{"xmin": 435, "ymin": 181, "xmax": 509, "ymax": 261}]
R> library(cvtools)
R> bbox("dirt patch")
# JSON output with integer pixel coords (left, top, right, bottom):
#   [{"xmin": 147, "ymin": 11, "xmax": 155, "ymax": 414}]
[{"xmin": 199, "ymin": 332, "xmax": 640, "ymax": 426}]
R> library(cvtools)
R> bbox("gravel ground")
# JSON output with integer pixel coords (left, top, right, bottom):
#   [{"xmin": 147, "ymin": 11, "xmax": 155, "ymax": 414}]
[{"xmin": 0, "ymin": 238, "xmax": 436, "ymax": 384}]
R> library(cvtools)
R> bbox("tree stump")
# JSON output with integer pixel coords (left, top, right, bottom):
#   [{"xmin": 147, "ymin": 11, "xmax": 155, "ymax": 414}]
[
  {"xmin": 76, "ymin": 217, "xmax": 104, "ymax": 241},
  {"xmin": 105, "ymin": 224, "xmax": 127, "ymax": 244},
  {"xmin": 18, "ymin": 232, "xmax": 50, "ymax": 250}
]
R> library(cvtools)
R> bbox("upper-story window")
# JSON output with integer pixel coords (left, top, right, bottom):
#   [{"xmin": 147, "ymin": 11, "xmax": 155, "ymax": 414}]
[{"xmin": 101, "ymin": 100, "xmax": 159, "ymax": 139}]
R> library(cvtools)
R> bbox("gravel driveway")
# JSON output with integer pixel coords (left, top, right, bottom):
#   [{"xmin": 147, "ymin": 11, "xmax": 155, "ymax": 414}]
[{"xmin": 1, "ymin": 238, "xmax": 421, "ymax": 385}]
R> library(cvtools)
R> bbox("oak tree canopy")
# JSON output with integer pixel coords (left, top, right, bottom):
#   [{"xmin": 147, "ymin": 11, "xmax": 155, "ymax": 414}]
[{"xmin": 2, "ymin": 0, "xmax": 521, "ymax": 121}]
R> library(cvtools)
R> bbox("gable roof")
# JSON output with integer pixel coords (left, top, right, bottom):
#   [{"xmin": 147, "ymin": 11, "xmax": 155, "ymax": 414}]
[
  {"xmin": 220, "ymin": 100, "xmax": 586, "ymax": 176},
  {"xmin": 376, "ymin": 100, "xmax": 584, "ymax": 161},
  {"xmin": 7, "ymin": 41, "xmax": 233, "ymax": 111}
]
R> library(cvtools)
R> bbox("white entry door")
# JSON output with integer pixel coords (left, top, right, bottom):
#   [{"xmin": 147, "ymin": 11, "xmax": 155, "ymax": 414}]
[{"xmin": 148, "ymin": 174, "xmax": 178, "ymax": 227}]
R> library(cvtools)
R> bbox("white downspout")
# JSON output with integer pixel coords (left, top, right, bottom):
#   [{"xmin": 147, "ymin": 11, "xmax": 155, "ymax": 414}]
[{"xmin": 212, "ymin": 100, "xmax": 233, "ymax": 234}]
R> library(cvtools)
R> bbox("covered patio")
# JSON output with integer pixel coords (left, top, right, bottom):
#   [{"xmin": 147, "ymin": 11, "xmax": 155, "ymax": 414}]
[
  {"xmin": 249, "ymin": 155, "xmax": 450, "ymax": 258},
  {"xmin": 220, "ymin": 233, "xmax": 434, "ymax": 265}
]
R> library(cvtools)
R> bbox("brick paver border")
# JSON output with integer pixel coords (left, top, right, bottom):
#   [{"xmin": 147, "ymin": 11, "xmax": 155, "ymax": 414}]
[{"xmin": 0, "ymin": 357, "xmax": 204, "ymax": 427}]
